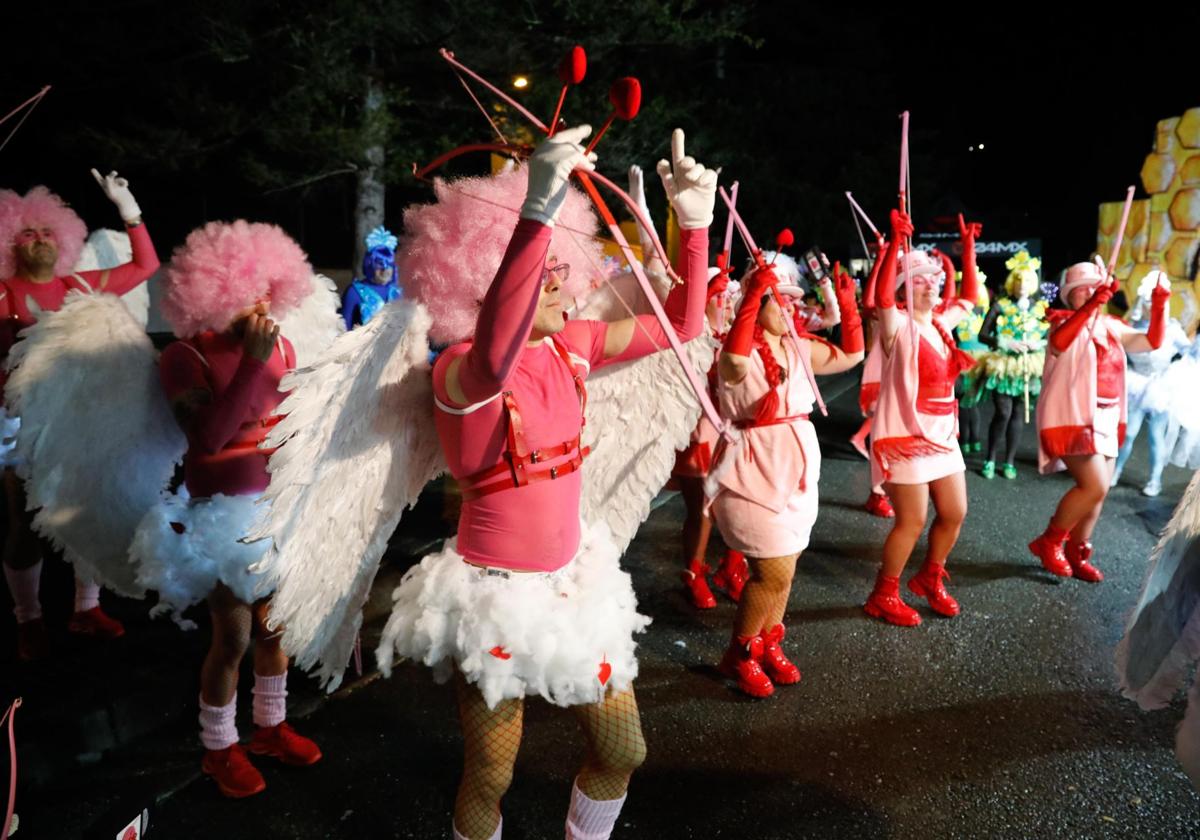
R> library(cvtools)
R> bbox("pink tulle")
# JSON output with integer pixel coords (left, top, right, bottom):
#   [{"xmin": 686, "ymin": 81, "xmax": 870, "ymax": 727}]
[
  {"xmin": 0, "ymin": 186, "xmax": 88, "ymax": 278},
  {"xmin": 161, "ymin": 220, "xmax": 313, "ymax": 337},
  {"xmin": 399, "ymin": 166, "xmax": 602, "ymax": 344}
]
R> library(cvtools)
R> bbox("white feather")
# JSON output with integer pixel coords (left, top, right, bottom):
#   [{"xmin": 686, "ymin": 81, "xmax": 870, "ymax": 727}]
[
  {"xmin": 572, "ymin": 269, "xmax": 672, "ymax": 322},
  {"xmin": 73, "ymin": 228, "xmax": 151, "ymax": 328},
  {"xmin": 4, "ymin": 293, "xmax": 185, "ymax": 596},
  {"xmin": 249, "ymin": 298, "xmax": 445, "ymax": 690},
  {"xmin": 278, "ymin": 274, "xmax": 345, "ymax": 367},
  {"xmin": 579, "ymin": 333, "xmax": 718, "ymax": 554}
]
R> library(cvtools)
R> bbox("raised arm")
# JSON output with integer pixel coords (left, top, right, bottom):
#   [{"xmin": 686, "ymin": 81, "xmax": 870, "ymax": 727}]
[
  {"xmin": 74, "ymin": 169, "xmax": 160, "ymax": 295},
  {"xmin": 876, "ymin": 209, "xmax": 913, "ymax": 352}
]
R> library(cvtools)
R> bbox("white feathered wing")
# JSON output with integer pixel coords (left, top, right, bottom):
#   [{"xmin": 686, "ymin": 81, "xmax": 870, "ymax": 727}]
[
  {"xmin": 278, "ymin": 274, "xmax": 345, "ymax": 366},
  {"xmin": 580, "ymin": 332, "xmax": 718, "ymax": 554},
  {"xmin": 250, "ymin": 299, "xmax": 444, "ymax": 690},
  {"xmin": 5, "ymin": 293, "xmax": 185, "ymax": 596}
]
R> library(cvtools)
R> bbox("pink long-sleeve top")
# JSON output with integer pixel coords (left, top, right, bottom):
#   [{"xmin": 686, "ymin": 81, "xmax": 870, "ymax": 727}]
[
  {"xmin": 159, "ymin": 330, "xmax": 295, "ymax": 498},
  {"xmin": 0, "ymin": 222, "xmax": 160, "ymax": 397},
  {"xmin": 433, "ymin": 218, "xmax": 708, "ymax": 572}
]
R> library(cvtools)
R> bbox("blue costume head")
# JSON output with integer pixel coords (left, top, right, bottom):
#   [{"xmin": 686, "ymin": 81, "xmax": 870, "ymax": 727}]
[{"xmin": 362, "ymin": 226, "xmax": 398, "ymax": 285}]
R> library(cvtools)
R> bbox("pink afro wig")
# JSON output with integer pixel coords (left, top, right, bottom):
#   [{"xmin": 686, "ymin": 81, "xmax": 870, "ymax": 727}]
[
  {"xmin": 0, "ymin": 186, "xmax": 89, "ymax": 279},
  {"xmin": 161, "ymin": 220, "xmax": 313, "ymax": 337},
  {"xmin": 399, "ymin": 165, "xmax": 604, "ymax": 344}
]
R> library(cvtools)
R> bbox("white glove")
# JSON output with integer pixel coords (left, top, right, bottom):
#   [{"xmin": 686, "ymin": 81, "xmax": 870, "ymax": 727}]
[
  {"xmin": 91, "ymin": 168, "xmax": 142, "ymax": 222},
  {"xmin": 519, "ymin": 125, "xmax": 596, "ymax": 227},
  {"xmin": 628, "ymin": 163, "xmax": 662, "ymax": 256},
  {"xmin": 819, "ymin": 278, "xmax": 840, "ymax": 326},
  {"xmin": 656, "ymin": 128, "xmax": 717, "ymax": 230}
]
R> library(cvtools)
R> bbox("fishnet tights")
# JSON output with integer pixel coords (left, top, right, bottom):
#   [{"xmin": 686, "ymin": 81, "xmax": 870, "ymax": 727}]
[
  {"xmin": 733, "ymin": 554, "xmax": 799, "ymax": 638},
  {"xmin": 453, "ymin": 680, "xmax": 646, "ymax": 838},
  {"xmin": 200, "ymin": 583, "xmax": 287, "ymax": 707}
]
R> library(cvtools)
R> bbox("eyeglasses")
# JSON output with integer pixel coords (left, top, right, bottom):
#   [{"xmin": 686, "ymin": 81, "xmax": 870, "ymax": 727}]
[{"xmin": 541, "ymin": 263, "xmax": 570, "ymax": 285}]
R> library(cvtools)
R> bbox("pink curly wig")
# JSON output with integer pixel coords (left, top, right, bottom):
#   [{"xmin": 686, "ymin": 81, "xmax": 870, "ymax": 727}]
[
  {"xmin": 0, "ymin": 186, "xmax": 89, "ymax": 279},
  {"xmin": 161, "ymin": 220, "xmax": 313, "ymax": 337},
  {"xmin": 399, "ymin": 166, "xmax": 604, "ymax": 344}
]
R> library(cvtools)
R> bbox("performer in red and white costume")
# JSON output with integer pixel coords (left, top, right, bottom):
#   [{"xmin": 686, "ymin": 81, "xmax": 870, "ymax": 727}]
[
  {"xmin": 1028, "ymin": 259, "xmax": 1169, "ymax": 581},
  {"xmin": 0, "ymin": 171, "xmax": 159, "ymax": 660},
  {"xmin": 377, "ymin": 126, "xmax": 711, "ymax": 840},
  {"xmin": 135, "ymin": 221, "xmax": 323, "ymax": 797},
  {"xmin": 864, "ymin": 211, "xmax": 980, "ymax": 626},
  {"xmin": 707, "ymin": 259, "xmax": 864, "ymax": 696}
]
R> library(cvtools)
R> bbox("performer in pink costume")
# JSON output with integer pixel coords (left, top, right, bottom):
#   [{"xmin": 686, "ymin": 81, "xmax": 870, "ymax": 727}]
[
  {"xmin": 1027, "ymin": 259, "xmax": 1169, "ymax": 582},
  {"xmin": 377, "ymin": 126, "xmax": 712, "ymax": 840},
  {"xmin": 143, "ymin": 221, "xmax": 322, "ymax": 798},
  {"xmin": 864, "ymin": 211, "xmax": 981, "ymax": 626},
  {"xmin": 0, "ymin": 171, "xmax": 159, "ymax": 660},
  {"xmin": 707, "ymin": 259, "xmax": 865, "ymax": 697}
]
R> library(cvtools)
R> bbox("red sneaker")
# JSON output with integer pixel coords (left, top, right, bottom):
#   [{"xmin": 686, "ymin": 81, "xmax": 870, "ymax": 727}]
[
  {"xmin": 1028, "ymin": 532, "xmax": 1072, "ymax": 577},
  {"xmin": 712, "ymin": 550, "xmax": 749, "ymax": 603},
  {"xmin": 202, "ymin": 743, "xmax": 266, "ymax": 798},
  {"xmin": 906, "ymin": 563, "xmax": 960, "ymax": 617},
  {"xmin": 248, "ymin": 721, "xmax": 322, "ymax": 766},
  {"xmin": 681, "ymin": 559, "xmax": 717, "ymax": 609},
  {"xmin": 16, "ymin": 617, "xmax": 49, "ymax": 662},
  {"xmin": 1065, "ymin": 541, "xmax": 1103, "ymax": 583},
  {"xmin": 864, "ymin": 574, "xmax": 921, "ymax": 626},
  {"xmin": 761, "ymin": 624, "xmax": 801, "ymax": 685},
  {"xmin": 865, "ymin": 492, "xmax": 895, "ymax": 518},
  {"xmin": 717, "ymin": 635, "xmax": 774, "ymax": 698},
  {"xmin": 67, "ymin": 606, "xmax": 125, "ymax": 639}
]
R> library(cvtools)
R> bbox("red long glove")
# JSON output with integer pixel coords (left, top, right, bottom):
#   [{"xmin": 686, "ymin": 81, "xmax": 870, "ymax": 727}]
[
  {"xmin": 833, "ymin": 262, "xmax": 864, "ymax": 353},
  {"xmin": 875, "ymin": 210, "xmax": 913, "ymax": 310},
  {"xmin": 957, "ymin": 214, "xmax": 982, "ymax": 307},
  {"xmin": 863, "ymin": 234, "xmax": 887, "ymax": 311},
  {"xmin": 1050, "ymin": 282, "xmax": 1115, "ymax": 353},
  {"xmin": 723, "ymin": 264, "xmax": 778, "ymax": 356},
  {"xmin": 1146, "ymin": 282, "xmax": 1171, "ymax": 349},
  {"xmin": 933, "ymin": 249, "xmax": 957, "ymax": 302}
]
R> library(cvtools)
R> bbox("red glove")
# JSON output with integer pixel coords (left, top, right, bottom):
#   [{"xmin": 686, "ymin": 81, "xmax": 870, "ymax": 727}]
[
  {"xmin": 933, "ymin": 249, "xmax": 957, "ymax": 301},
  {"xmin": 834, "ymin": 264, "xmax": 863, "ymax": 353},
  {"xmin": 957, "ymin": 214, "xmax": 982, "ymax": 306},
  {"xmin": 1146, "ymin": 281, "xmax": 1171, "ymax": 349},
  {"xmin": 1050, "ymin": 281, "xmax": 1115, "ymax": 353},
  {"xmin": 876, "ymin": 210, "xmax": 913, "ymax": 310},
  {"xmin": 723, "ymin": 264, "xmax": 778, "ymax": 357}
]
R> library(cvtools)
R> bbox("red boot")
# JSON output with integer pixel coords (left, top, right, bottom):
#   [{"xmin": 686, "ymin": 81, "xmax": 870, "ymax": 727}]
[
  {"xmin": 712, "ymin": 550, "xmax": 748, "ymax": 603},
  {"xmin": 248, "ymin": 721, "xmax": 322, "ymax": 766},
  {"xmin": 865, "ymin": 492, "xmax": 895, "ymax": 518},
  {"xmin": 16, "ymin": 617, "xmax": 49, "ymax": 662},
  {"xmin": 202, "ymin": 743, "xmax": 266, "ymax": 798},
  {"xmin": 906, "ymin": 561, "xmax": 960, "ymax": 618},
  {"xmin": 717, "ymin": 634, "xmax": 774, "ymax": 698},
  {"xmin": 864, "ymin": 573, "xmax": 921, "ymax": 627},
  {"xmin": 761, "ymin": 624, "xmax": 801, "ymax": 685},
  {"xmin": 1065, "ymin": 541, "xmax": 1103, "ymax": 583},
  {"xmin": 681, "ymin": 559, "xmax": 717, "ymax": 609},
  {"xmin": 1028, "ymin": 528, "xmax": 1072, "ymax": 577},
  {"xmin": 67, "ymin": 606, "xmax": 126, "ymax": 639}
]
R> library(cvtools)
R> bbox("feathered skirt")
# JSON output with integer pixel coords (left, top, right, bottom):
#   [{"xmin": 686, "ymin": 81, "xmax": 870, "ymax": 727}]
[
  {"xmin": 131, "ymin": 492, "xmax": 271, "ymax": 626},
  {"xmin": 376, "ymin": 521, "xmax": 649, "ymax": 710}
]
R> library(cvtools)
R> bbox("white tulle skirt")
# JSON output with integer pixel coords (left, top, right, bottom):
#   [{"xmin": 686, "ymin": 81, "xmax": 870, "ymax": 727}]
[
  {"xmin": 376, "ymin": 521, "xmax": 650, "ymax": 710},
  {"xmin": 131, "ymin": 492, "xmax": 271, "ymax": 627}
]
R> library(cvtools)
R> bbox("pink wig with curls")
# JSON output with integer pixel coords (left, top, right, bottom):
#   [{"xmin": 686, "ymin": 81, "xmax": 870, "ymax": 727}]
[
  {"xmin": 399, "ymin": 165, "xmax": 604, "ymax": 345},
  {"xmin": 160, "ymin": 220, "xmax": 313, "ymax": 337},
  {"xmin": 0, "ymin": 186, "xmax": 89, "ymax": 279}
]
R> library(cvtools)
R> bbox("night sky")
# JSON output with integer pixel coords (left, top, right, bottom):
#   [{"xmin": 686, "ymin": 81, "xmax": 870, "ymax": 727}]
[{"xmin": 3, "ymin": 3, "xmax": 1197, "ymax": 280}]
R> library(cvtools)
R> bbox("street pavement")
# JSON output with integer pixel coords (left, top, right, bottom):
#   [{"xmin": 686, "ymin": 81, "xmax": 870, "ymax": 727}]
[{"xmin": 6, "ymin": 375, "xmax": 1200, "ymax": 839}]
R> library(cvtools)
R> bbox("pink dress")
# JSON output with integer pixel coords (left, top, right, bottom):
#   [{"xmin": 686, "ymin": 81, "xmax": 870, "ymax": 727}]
[{"xmin": 708, "ymin": 338, "xmax": 820, "ymax": 558}]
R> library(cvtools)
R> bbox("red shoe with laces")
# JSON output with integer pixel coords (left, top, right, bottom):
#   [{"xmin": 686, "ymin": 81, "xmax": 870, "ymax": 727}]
[
  {"xmin": 717, "ymin": 634, "xmax": 774, "ymax": 698},
  {"xmin": 202, "ymin": 743, "xmax": 266, "ymax": 798},
  {"xmin": 1028, "ymin": 531, "xmax": 1072, "ymax": 577},
  {"xmin": 865, "ymin": 492, "xmax": 895, "ymax": 518},
  {"xmin": 1065, "ymin": 541, "xmax": 1103, "ymax": 583},
  {"xmin": 761, "ymin": 624, "xmax": 801, "ymax": 685},
  {"xmin": 16, "ymin": 617, "xmax": 49, "ymax": 662},
  {"xmin": 864, "ymin": 573, "xmax": 921, "ymax": 626},
  {"xmin": 67, "ymin": 606, "xmax": 126, "ymax": 639},
  {"xmin": 681, "ymin": 559, "xmax": 717, "ymax": 609},
  {"xmin": 248, "ymin": 721, "xmax": 322, "ymax": 766},
  {"xmin": 712, "ymin": 550, "xmax": 748, "ymax": 603},
  {"xmin": 906, "ymin": 562, "xmax": 960, "ymax": 617}
]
